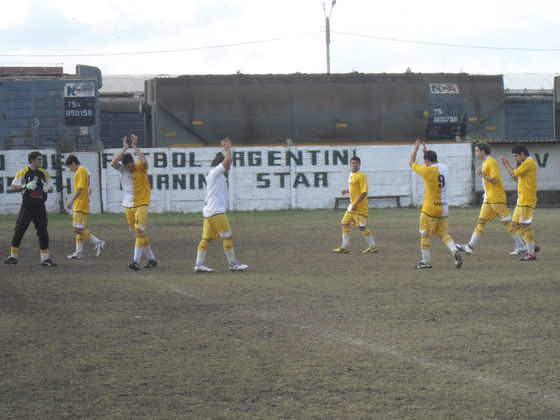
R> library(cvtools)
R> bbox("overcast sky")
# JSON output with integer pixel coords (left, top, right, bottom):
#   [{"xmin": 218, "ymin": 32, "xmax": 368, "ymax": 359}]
[{"xmin": 1, "ymin": 0, "xmax": 560, "ymax": 78}]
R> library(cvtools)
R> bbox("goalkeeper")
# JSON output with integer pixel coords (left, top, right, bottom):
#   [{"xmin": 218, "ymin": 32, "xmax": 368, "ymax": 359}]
[{"xmin": 4, "ymin": 151, "xmax": 57, "ymax": 267}]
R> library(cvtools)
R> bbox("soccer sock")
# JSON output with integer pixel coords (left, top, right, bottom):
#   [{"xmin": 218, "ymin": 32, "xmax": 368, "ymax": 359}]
[
  {"xmin": 511, "ymin": 231, "xmax": 525, "ymax": 248},
  {"xmin": 503, "ymin": 220, "xmax": 525, "ymax": 247},
  {"xmin": 134, "ymin": 234, "xmax": 145, "ymax": 262},
  {"xmin": 474, "ymin": 219, "xmax": 486, "ymax": 236},
  {"xmin": 141, "ymin": 236, "xmax": 155, "ymax": 260},
  {"xmin": 469, "ymin": 232, "xmax": 482, "ymax": 248},
  {"xmin": 198, "ymin": 238, "xmax": 211, "ymax": 252},
  {"xmin": 469, "ymin": 219, "xmax": 486, "ymax": 247},
  {"xmin": 40, "ymin": 249, "xmax": 49, "ymax": 261},
  {"xmin": 84, "ymin": 230, "xmax": 100, "ymax": 246},
  {"xmin": 442, "ymin": 234, "xmax": 457, "ymax": 254},
  {"xmin": 225, "ymin": 249, "xmax": 236, "ymax": 265},
  {"xmin": 196, "ymin": 238, "xmax": 211, "ymax": 266},
  {"xmin": 196, "ymin": 250, "xmax": 206, "ymax": 266},
  {"xmin": 144, "ymin": 246, "xmax": 155, "ymax": 260},
  {"xmin": 421, "ymin": 235, "xmax": 431, "ymax": 262},
  {"xmin": 524, "ymin": 228, "xmax": 535, "ymax": 254},
  {"xmin": 10, "ymin": 246, "xmax": 19, "ymax": 259},
  {"xmin": 76, "ymin": 234, "xmax": 84, "ymax": 253},
  {"xmin": 134, "ymin": 247, "xmax": 142, "ymax": 263},
  {"xmin": 223, "ymin": 236, "xmax": 233, "ymax": 252},
  {"xmin": 134, "ymin": 246, "xmax": 142, "ymax": 263},
  {"xmin": 361, "ymin": 228, "xmax": 376, "ymax": 248},
  {"xmin": 516, "ymin": 225, "xmax": 526, "ymax": 242},
  {"xmin": 341, "ymin": 225, "xmax": 350, "ymax": 248}
]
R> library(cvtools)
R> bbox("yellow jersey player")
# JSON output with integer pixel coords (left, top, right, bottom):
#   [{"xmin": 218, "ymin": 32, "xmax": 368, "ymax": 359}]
[
  {"xmin": 4, "ymin": 151, "xmax": 56, "ymax": 267},
  {"xmin": 65, "ymin": 155, "xmax": 106, "ymax": 259},
  {"xmin": 500, "ymin": 144, "xmax": 539, "ymax": 261},
  {"xmin": 332, "ymin": 155, "xmax": 378, "ymax": 254},
  {"xmin": 409, "ymin": 139, "xmax": 462, "ymax": 269},
  {"xmin": 111, "ymin": 134, "xmax": 157, "ymax": 270},
  {"xmin": 456, "ymin": 142, "xmax": 525, "ymax": 257},
  {"xmin": 194, "ymin": 138, "xmax": 248, "ymax": 273}
]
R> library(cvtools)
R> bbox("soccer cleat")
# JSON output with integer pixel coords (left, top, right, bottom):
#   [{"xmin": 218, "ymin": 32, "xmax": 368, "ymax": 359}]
[
  {"xmin": 535, "ymin": 244, "xmax": 541, "ymax": 253},
  {"xmin": 4, "ymin": 257, "xmax": 18, "ymax": 265},
  {"xmin": 143, "ymin": 259, "xmax": 157, "ymax": 268},
  {"xmin": 510, "ymin": 246, "xmax": 527, "ymax": 255},
  {"xmin": 94, "ymin": 240, "xmax": 106, "ymax": 257},
  {"xmin": 520, "ymin": 253, "xmax": 537, "ymax": 261},
  {"xmin": 456, "ymin": 243, "xmax": 473, "ymax": 255},
  {"xmin": 362, "ymin": 247, "xmax": 378, "ymax": 254},
  {"xmin": 229, "ymin": 262, "xmax": 248, "ymax": 272},
  {"xmin": 128, "ymin": 261, "xmax": 140, "ymax": 271},
  {"xmin": 41, "ymin": 259, "xmax": 57, "ymax": 267},
  {"xmin": 67, "ymin": 252, "xmax": 84, "ymax": 259},
  {"xmin": 333, "ymin": 247, "xmax": 349, "ymax": 254},
  {"xmin": 194, "ymin": 264, "xmax": 213, "ymax": 273},
  {"xmin": 453, "ymin": 252, "xmax": 463, "ymax": 269},
  {"xmin": 414, "ymin": 261, "xmax": 432, "ymax": 269}
]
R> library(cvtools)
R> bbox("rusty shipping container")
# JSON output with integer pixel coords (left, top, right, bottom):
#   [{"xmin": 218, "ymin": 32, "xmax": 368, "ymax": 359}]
[{"xmin": 144, "ymin": 72, "xmax": 506, "ymax": 146}]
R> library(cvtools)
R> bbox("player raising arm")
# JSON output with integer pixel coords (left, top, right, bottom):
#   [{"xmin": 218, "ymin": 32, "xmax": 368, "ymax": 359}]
[
  {"xmin": 409, "ymin": 139, "xmax": 462, "ymax": 269},
  {"xmin": 499, "ymin": 144, "xmax": 539, "ymax": 261},
  {"xmin": 194, "ymin": 138, "xmax": 247, "ymax": 273},
  {"xmin": 111, "ymin": 134, "xmax": 157, "ymax": 270},
  {"xmin": 455, "ymin": 142, "xmax": 525, "ymax": 257}
]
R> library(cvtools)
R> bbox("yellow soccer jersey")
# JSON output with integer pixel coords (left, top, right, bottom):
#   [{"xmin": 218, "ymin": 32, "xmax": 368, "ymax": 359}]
[
  {"xmin": 482, "ymin": 156, "xmax": 506, "ymax": 204},
  {"xmin": 119, "ymin": 161, "xmax": 151, "ymax": 208},
  {"xmin": 348, "ymin": 170, "xmax": 369, "ymax": 217},
  {"xmin": 73, "ymin": 165, "xmax": 91, "ymax": 214},
  {"xmin": 412, "ymin": 162, "xmax": 449, "ymax": 218},
  {"xmin": 513, "ymin": 157, "xmax": 537, "ymax": 208}
]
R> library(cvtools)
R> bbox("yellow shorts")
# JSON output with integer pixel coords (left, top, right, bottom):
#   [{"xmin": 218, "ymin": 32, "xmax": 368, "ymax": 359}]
[
  {"xmin": 72, "ymin": 212, "xmax": 88, "ymax": 229},
  {"xmin": 479, "ymin": 202, "xmax": 511, "ymax": 222},
  {"xmin": 203, "ymin": 213, "xmax": 232, "ymax": 241},
  {"xmin": 419, "ymin": 212, "xmax": 448, "ymax": 236},
  {"xmin": 125, "ymin": 205, "xmax": 149, "ymax": 231},
  {"xmin": 512, "ymin": 206, "xmax": 534, "ymax": 224},
  {"xmin": 341, "ymin": 211, "xmax": 368, "ymax": 228}
]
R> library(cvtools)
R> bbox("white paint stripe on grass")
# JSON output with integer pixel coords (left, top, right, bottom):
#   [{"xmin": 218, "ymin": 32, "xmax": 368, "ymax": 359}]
[
  {"xmin": 324, "ymin": 331, "xmax": 560, "ymax": 410},
  {"xmin": 161, "ymin": 281, "xmax": 560, "ymax": 411}
]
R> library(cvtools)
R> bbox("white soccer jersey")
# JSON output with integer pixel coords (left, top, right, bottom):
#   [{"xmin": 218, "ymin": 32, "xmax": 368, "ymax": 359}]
[
  {"xmin": 203, "ymin": 163, "xmax": 228, "ymax": 217},
  {"xmin": 412, "ymin": 162, "xmax": 450, "ymax": 218},
  {"xmin": 117, "ymin": 164, "xmax": 135, "ymax": 208}
]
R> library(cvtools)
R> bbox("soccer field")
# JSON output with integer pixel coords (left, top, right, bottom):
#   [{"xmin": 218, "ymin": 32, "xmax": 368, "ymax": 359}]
[{"xmin": 1, "ymin": 208, "xmax": 559, "ymax": 419}]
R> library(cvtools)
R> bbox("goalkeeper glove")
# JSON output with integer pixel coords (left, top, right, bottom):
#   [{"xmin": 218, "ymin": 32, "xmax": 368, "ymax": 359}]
[{"xmin": 24, "ymin": 178, "xmax": 38, "ymax": 191}]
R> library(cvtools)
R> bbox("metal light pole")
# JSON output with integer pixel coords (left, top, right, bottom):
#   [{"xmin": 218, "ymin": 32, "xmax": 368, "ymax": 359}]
[{"xmin": 322, "ymin": 1, "xmax": 336, "ymax": 74}]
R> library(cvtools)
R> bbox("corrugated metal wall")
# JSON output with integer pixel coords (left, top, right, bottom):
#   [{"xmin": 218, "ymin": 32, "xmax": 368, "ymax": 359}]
[
  {"xmin": 145, "ymin": 73, "xmax": 506, "ymax": 147},
  {"xmin": 0, "ymin": 76, "xmax": 101, "ymax": 151},
  {"xmin": 99, "ymin": 96, "xmax": 144, "ymax": 148},
  {"xmin": 506, "ymin": 100, "xmax": 553, "ymax": 140}
]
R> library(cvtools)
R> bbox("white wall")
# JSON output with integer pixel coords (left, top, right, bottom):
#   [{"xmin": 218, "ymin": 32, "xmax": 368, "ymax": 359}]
[{"xmin": 0, "ymin": 143, "xmax": 489, "ymax": 215}]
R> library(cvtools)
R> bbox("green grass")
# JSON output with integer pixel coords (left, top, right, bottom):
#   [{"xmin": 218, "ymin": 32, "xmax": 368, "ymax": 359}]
[{"xmin": 1, "ymin": 207, "xmax": 559, "ymax": 419}]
